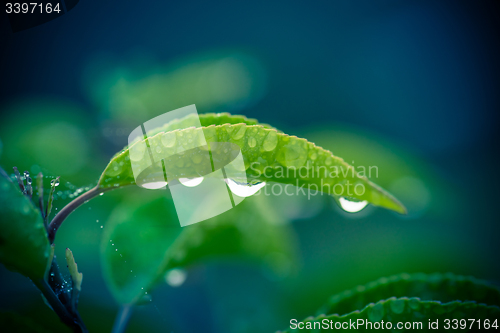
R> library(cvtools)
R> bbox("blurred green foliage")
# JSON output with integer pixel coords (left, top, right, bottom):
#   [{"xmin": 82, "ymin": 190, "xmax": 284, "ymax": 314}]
[{"xmin": 101, "ymin": 192, "xmax": 296, "ymax": 305}]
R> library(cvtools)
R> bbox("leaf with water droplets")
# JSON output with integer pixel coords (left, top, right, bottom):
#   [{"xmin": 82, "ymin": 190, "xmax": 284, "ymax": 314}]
[
  {"xmin": 99, "ymin": 113, "xmax": 405, "ymax": 214},
  {"xmin": 100, "ymin": 192, "xmax": 296, "ymax": 305},
  {"xmin": 277, "ymin": 297, "xmax": 500, "ymax": 333},
  {"xmin": 317, "ymin": 272, "xmax": 500, "ymax": 317},
  {"xmin": 0, "ymin": 166, "xmax": 50, "ymax": 280}
]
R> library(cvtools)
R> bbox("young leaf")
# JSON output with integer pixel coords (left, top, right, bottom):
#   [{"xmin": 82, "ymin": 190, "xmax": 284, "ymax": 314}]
[
  {"xmin": 317, "ymin": 272, "xmax": 500, "ymax": 317},
  {"xmin": 99, "ymin": 113, "xmax": 406, "ymax": 214},
  {"xmin": 0, "ymin": 167, "xmax": 51, "ymax": 280},
  {"xmin": 100, "ymin": 192, "xmax": 296, "ymax": 305},
  {"xmin": 65, "ymin": 248, "xmax": 83, "ymax": 313},
  {"xmin": 278, "ymin": 297, "xmax": 500, "ymax": 333}
]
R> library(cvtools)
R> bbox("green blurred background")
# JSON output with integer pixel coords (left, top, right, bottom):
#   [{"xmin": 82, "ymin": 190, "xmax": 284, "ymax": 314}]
[{"xmin": 1, "ymin": 0, "xmax": 499, "ymax": 332}]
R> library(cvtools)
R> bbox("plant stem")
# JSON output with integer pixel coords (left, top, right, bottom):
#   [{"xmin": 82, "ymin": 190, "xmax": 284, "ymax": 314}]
[
  {"xmin": 47, "ymin": 185, "xmax": 112, "ymax": 243},
  {"xmin": 34, "ymin": 279, "xmax": 88, "ymax": 333},
  {"xmin": 111, "ymin": 304, "xmax": 134, "ymax": 333}
]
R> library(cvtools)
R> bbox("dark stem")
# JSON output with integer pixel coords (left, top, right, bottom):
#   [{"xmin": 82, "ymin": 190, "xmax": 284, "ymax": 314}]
[
  {"xmin": 34, "ymin": 279, "xmax": 88, "ymax": 333},
  {"xmin": 111, "ymin": 304, "xmax": 134, "ymax": 333},
  {"xmin": 48, "ymin": 185, "xmax": 112, "ymax": 243}
]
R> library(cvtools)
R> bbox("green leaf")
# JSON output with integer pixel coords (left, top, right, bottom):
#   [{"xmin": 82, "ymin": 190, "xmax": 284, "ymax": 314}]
[
  {"xmin": 277, "ymin": 298, "xmax": 500, "ymax": 332},
  {"xmin": 98, "ymin": 113, "xmax": 406, "ymax": 214},
  {"xmin": 100, "ymin": 191, "xmax": 296, "ymax": 305},
  {"xmin": 0, "ymin": 167, "xmax": 50, "ymax": 280},
  {"xmin": 317, "ymin": 273, "xmax": 500, "ymax": 317}
]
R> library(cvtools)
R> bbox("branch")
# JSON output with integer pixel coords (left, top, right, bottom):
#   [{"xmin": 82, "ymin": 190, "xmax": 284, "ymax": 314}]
[
  {"xmin": 34, "ymin": 278, "xmax": 87, "ymax": 333},
  {"xmin": 111, "ymin": 304, "xmax": 134, "ymax": 333},
  {"xmin": 47, "ymin": 185, "xmax": 112, "ymax": 243}
]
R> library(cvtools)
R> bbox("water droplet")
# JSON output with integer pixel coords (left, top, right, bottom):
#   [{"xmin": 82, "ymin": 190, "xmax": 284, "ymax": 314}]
[
  {"xmin": 262, "ymin": 131, "xmax": 278, "ymax": 151},
  {"xmin": 338, "ymin": 197, "xmax": 368, "ymax": 213},
  {"xmin": 231, "ymin": 124, "xmax": 247, "ymax": 140},
  {"xmin": 325, "ymin": 157, "xmax": 333, "ymax": 165},
  {"xmin": 309, "ymin": 152, "xmax": 317, "ymax": 160},
  {"xmin": 142, "ymin": 181, "xmax": 168, "ymax": 189},
  {"xmin": 99, "ymin": 193, "xmax": 104, "ymax": 196},
  {"xmin": 100, "ymin": 226, "xmax": 103, "ymax": 228},
  {"xmin": 226, "ymin": 179, "xmax": 265, "ymax": 197},
  {"xmin": 368, "ymin": 303, "xmax": 385, "ymax": 322},
  {"xmin": 50, "ymin": 179, "xmax": 60, "ymax": 187},
  {"xmin": 390, "ymin": 298, "xmax": 405, "ymax": 314},
  {"xmin": 165, "ymin": 269, "xmax": 187, "ymax": 287},
  {"xmin": 248, "ymin": 137, "xmax": 257, "ymax": 148},
  {"xmin": 161, "ymin": 131, "xmax": 177, "ymax": 147},
  {"xmin": 179, "ymin": 177, "xmax": 204, "ymax": 187}
]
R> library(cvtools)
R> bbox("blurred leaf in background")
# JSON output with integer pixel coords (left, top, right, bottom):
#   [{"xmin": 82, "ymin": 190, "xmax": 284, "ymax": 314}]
[
  {"xmin": 101, "ymin": 188, "xmax": 298, "ymax": 306},
  {"xmin": 83, "ymin": 50, "xmax": 267, "ymax": 143}
]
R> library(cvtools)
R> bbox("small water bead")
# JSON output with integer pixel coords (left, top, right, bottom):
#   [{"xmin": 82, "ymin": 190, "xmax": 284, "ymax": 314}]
[
  {"xmin": 324, "ymin": 157, "xmax": 333, "ymax": 166},
  {"xmin": 248, "ymin": 137, "xmax": 257, "ymax": 148},
  {"xmin": 101, "ymin": 226, "xmax": 103, "ymax": 228},
  {"xmin": 50, "ymin": 179, "xmax": 60, "ymax": 187},
  {"xmin": 99, "ymin": 192, "xmax": 104, "ymax": 196}
]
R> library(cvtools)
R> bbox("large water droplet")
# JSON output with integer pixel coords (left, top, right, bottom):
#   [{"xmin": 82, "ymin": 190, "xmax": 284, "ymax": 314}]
[
  {"xmin": 165, "ymin": 269, "xmax": 187, "ymax": 287},
  {"xmin": 231, "ymin": 124, "xmax": 247, "ymax": 140},
  {"xmin": 161, "ymin": 131, "xmax": 177, "ymax": 147},
  {"xmin": 50, "ymin": 179, "xmax": 60, "ymax": 187},
  {"xmin": 226, "ymin": 179, "xmax": 265, "ymax": 197},
  {"xmin": 179, "ymin": 177, "xmax": 204, "ymax": 187},
  {"xmin": 142, "ymin": 181, "xmax": 168, "ymax": 189},
  {"xmin": 248, "ymin": 137, "xmax": 257, "ymax": 148},
  {"xmin": 262, "ymin": 131, "xmax": 278, "ymax": 151},
  {"xmin": 338, "ymin": 197, "xmax": 368, "ymax": 213},
  {"xmin": 23, "ymin": 171, "xmax": 30, "ymax": 179}
]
